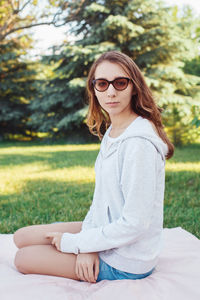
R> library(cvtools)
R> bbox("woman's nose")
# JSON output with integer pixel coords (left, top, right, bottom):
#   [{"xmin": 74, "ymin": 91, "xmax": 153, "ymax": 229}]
[{"xmin": 107, "ymin": 83, "xmax": 116, "ymax": 97}]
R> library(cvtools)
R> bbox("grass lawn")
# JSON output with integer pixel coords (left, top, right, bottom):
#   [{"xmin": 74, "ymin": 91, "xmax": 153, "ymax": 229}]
[{"xmin": 0, "ymin": 141, "xmax": 199, "ymax": 239}]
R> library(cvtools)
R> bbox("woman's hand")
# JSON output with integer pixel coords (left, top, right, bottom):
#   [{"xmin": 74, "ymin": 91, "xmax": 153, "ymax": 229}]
[
  {"xmin": 45, "ymin": 232, "xmax": 63, "ymax": 251},
  {"xmin": 76, "ymin": 252, "xmax": 99, "ymax": 283}
]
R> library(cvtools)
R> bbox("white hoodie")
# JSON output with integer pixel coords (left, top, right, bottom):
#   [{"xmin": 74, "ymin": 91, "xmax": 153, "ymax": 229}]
[{"xmin": 60, "ymin": 116, "xmax": 169, "ymax": 274}]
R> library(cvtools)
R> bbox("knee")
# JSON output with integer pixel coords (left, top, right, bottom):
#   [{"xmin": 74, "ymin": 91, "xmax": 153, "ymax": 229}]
[
  {"xmin": 13, "ymin": 227, "xmax": 28, "ymax": 249},
  {"xmin": 14, "ymin": 248, "xmax": 29, "ymax": 274}
]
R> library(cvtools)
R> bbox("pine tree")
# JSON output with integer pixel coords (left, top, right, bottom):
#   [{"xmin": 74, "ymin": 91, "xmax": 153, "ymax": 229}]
[
  {"xmin": 0, "ymin": 39, "xmax": 36, "ymax": 139},
  {"xmin": 0, "ymin": 0, "xmax": 65, "ymax": 139},
  {"xmin": 29, "ymin": 0, "xmax": 200, "ymax": 144}
]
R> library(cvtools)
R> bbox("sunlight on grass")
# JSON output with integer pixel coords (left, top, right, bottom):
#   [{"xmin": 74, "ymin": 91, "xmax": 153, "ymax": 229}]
[
  {"xmin": 0, "ymin": 144, "xmax": 99, "ymax": 196},
  {"xmin": 0, "ymin": 142, "xmax": 199, "ymax": 236},
  {"xmin": 0, "ymin": 144, "xmax": 100, "ymax": 154},
  {"xmin": 166, "ymin": 162, "xmax": 200, "ymax": 172},
  {"xmin": 0, "ymin": 166, "xmax": 95, "ymax": 196},
  {"xmin": 0, "ymin": 143, "xmax": 199, "ymax": 197}
]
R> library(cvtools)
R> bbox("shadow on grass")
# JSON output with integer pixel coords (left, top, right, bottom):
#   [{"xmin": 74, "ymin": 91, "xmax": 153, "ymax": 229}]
[
  {"xmin": 0, "ymin": 137, "xmax": 100, "ymax": 148},
  {"xmin": 164, "ymin": 170, "xmax": 200, "ymax": 238},
  {"xmin": 0, "ymin": 149, "xmax": 99, "ymax": 168},
  {"xmin": 170, "ymin": 143, "xmax": 200, "ymax": 163},
  {"xmin": 1, "ymin": 143, "xmax": 199, "ymax": 170},
  {"xmin": 0, "ymin": 169, "xmax": 199, "ymax": 239},
  {"xmin": 165, "ymin": 170, "xmax": 199, "ymax": 205},
  {"xmin": 1, "ymin": 141, "xmax": 200, "ymax": 164},
  {"xmin": 0, "ymin": 178, "xmax": 95, "ymax": 234}
]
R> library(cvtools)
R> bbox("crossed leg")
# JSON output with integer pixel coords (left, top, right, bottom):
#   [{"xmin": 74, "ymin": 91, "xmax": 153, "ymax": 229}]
[{"xmin": 14, "ymin": 222, "xmax": 83, "ymax": 281}]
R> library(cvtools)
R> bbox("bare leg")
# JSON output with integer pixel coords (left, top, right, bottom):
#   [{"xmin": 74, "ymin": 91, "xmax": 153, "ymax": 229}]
[
  {"xmin": 14, "ymin": 244, "xmax": 80, "ymax": 280},
  {"xmin": 14, "ymin": 222, "xmax": 83, "ymax": 281},
  {"xmin": 13, "ymin": 221, "xmax": 82, "ymax": 249}
]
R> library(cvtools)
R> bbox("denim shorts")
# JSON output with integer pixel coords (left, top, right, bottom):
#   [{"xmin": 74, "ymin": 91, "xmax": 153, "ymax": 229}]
[
  {"xmin": 96, "ymin": 257, "xmax": 155, "ymax": 282},
  {"xmin": 52, "ymin": 223, "xmax": 155, "ymax": 282}
]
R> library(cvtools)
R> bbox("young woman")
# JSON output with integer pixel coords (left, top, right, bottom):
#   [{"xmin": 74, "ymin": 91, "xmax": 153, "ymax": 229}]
[{"xmin": 13, "ymin": 51, "xmax": 174, "ymax": 283}]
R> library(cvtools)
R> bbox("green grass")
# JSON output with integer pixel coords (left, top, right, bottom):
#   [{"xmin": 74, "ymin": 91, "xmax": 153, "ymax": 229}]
[
  {"xmin": 0, "ymin": 141, "xmax": 199, "ymax": 239},
  {"xmin": 164, "ymin": 143, "xmax": 200, "ymax": 238}
]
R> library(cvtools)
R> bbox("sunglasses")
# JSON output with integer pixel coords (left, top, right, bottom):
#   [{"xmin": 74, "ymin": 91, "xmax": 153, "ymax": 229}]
[{"xmin": 92, "ymin": 77, "xmax": 132, "ymax": 92}]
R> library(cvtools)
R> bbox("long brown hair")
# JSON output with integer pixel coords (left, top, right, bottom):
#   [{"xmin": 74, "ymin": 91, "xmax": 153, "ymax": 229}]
[{"xmin": 86, "ymin": 51, "xmax": 174, "ymax": 159}]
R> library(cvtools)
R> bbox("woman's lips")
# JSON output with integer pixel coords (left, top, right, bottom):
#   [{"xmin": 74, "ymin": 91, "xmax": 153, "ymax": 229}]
[{"xmin": 106, "ymin": 102, "xmax": 120, "ymax": 106}]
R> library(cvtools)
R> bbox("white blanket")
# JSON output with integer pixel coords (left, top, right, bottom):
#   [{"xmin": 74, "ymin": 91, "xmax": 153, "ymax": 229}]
[{"xmin": 0, "ymin": 227, "xmax": 200, "ymax": 300}]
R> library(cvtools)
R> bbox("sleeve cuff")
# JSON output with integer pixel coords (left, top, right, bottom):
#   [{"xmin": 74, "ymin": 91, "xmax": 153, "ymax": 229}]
[{"xmin": 60, "ymin": 232, "xmax": 80, "ymax": 254}]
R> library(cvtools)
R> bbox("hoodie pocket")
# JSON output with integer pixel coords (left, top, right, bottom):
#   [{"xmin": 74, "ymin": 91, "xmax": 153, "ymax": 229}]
[{"xmin": 107, "ymin": 205, "xmax": 112, "ymax": 223}]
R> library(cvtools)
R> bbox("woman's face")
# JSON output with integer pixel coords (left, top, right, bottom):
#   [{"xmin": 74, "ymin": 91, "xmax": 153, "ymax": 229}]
[{"xmin": 94, "ymin": 61, "xmax": 134, "ymax": 117}]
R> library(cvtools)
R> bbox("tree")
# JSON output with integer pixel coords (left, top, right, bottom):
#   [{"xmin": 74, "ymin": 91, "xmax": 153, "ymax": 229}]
[
  {"xmin": 184, "ymin": 57, "xmax": 200, "ymax": 77},
  {"xmin": 28, "ymin": 50, "xmax": 93, "ymax": 140},
  {"xmin": 0, "ymin": 0, "xmax": 67, "ymax": 139},
  {"xmin": 29, "ymin": 0, "xmax": 200, "ymax": 144},
  {"xmin": 0, "ymin": 38, "xmax": 37, "ymax": 139},
  {"xmin": 0, "ymin": 0, "xmax": 66, "ymax": 42}
]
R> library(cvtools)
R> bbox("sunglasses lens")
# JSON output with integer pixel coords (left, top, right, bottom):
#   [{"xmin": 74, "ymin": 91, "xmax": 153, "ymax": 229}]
[
  {"xmin": 95, "ymin": 79, "xmax": 108, "ymax": 91},
  {"xmin": 93, "ymin": 78, "xmax": 130, "ymax": 92},
  {"xmin": 114, "ymin": 78, "xmax": 128, "ymax": 90}
]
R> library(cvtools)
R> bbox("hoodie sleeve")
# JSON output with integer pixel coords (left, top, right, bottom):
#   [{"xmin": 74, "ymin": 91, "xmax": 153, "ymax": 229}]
[
  {"xmin": 81, "ymin": 204, "xmax": 94, "ymax": 231},
  {"xmin": 60, "ymin": 138, "xmax": 158, "ymax": 254}
]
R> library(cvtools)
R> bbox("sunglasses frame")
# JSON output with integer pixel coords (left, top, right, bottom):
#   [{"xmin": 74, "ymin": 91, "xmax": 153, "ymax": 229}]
[{"xmin": 92, "ymin": 77, "xmax": 132, "ymax": 92}]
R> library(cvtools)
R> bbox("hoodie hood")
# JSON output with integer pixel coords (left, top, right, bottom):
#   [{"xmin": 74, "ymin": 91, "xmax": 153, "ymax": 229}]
[{"xmin": 101, "ymin": 116, "xmax": 168, "ymax": 161}]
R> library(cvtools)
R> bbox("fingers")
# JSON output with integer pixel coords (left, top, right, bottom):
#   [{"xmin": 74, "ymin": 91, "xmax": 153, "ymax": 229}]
[
  {"xmin": 77, "ymin": 264, "xmax": 86, "ymax": 282},
  {"xmin": 45, "ymin": 232, "xmax": 58, "ymax": 238},
  {"xmin": 76, "ymin": 263, "xmax": 96, "ymax": 283},
  {"xmin": 45, "ymin": 232, "xmax": 61, "ymax": 251},
  {"xmin": 84, "ymin": 266, "xmax": 96, "ymax": 283},
  {"xmin": 94, "ymin": 259, "xmax": 99, "ymax": 281},
  {"xmin": 49, "ymin": 236, "xmax": 56, "ymax": 246},
  {"xmin": 84, "ymin": 266, "xmax": 91, "ymax": 283},
  {"xmin": 45, "ymin": 232, "xmax": 53, "ymax": 238},
  {"xmin": 52, "ymin": 237, "xmax": 60, "ymax": 251},
  {"xmin": 75, "ymin": 254, "xmax": 99, "ymax": 283},
  {"xmin": 75, "ymin": 259, "xmax": 84, "ymax": 282}
]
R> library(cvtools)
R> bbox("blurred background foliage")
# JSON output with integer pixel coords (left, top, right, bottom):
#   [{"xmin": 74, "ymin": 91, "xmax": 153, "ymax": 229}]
[{"xmin": 0, "ymin": 0, "xmax": 200, "ymax": 145}]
